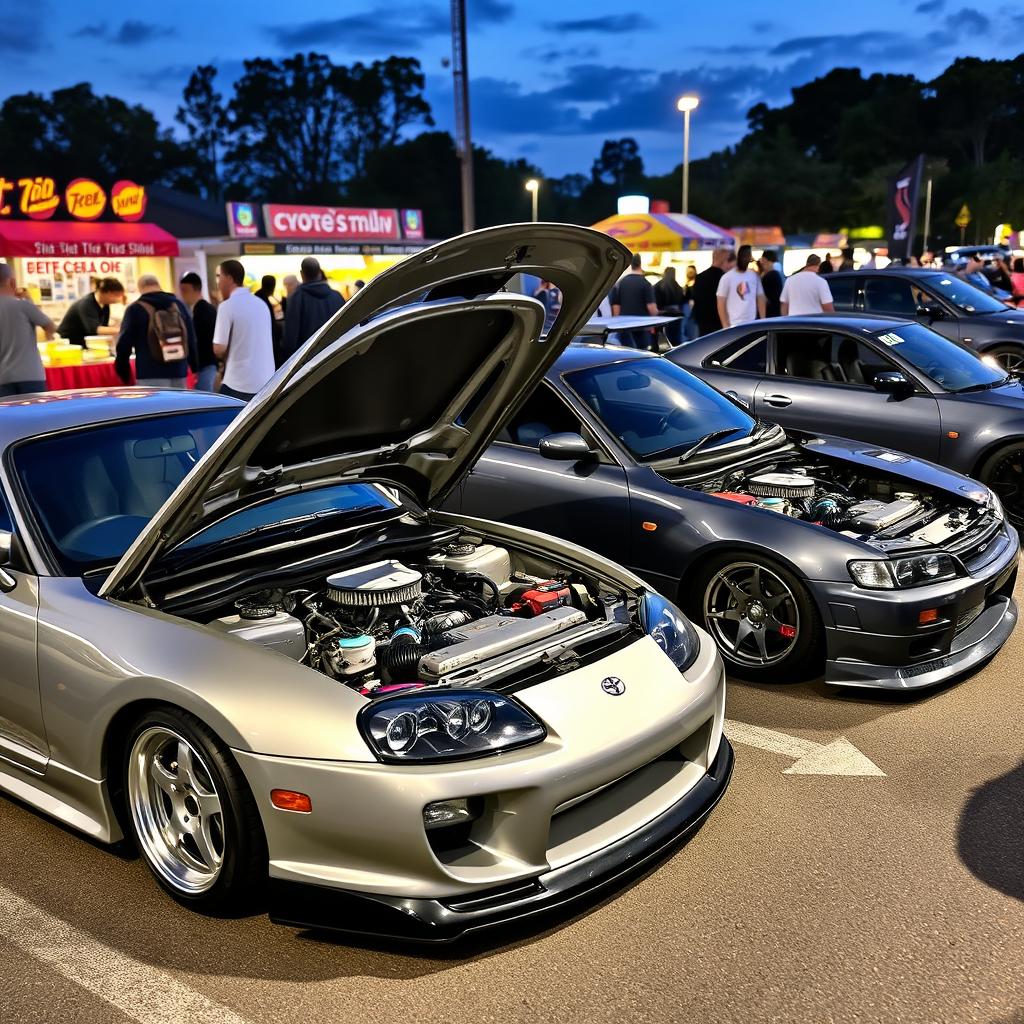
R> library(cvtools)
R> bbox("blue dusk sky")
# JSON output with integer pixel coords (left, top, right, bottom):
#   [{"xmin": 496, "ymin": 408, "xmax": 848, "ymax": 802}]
[{"xmin": 2, "ymin": 0, "xmax": 1020, "ymax": 176}]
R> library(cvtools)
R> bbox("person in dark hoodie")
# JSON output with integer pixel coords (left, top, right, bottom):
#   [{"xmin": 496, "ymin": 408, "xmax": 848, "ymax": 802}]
[
  {"xmin": 115, "ymin": 274, "xmax": 197, "ymax": 387},
  {"xmin": 283, "ymin": 257, "xmax": 344, "ymax": 358}
]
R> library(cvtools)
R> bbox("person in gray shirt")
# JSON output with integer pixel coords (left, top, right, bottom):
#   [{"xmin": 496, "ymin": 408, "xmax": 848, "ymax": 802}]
[{"xmin": 0, "ymin": 264, "xmax": 54, "ymax": 396}]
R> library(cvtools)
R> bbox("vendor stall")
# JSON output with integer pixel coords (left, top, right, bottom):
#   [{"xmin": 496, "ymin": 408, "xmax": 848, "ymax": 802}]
[
  {"xmin": 176, "ymin": 202, "xmax": 431, "ymax": 304},
  {"xmin": 0, "ymin": 176, "xmax": 179, "ymax": 324},
  {"xmin": 591, "ymin": 212, "xmax": 735, "ymax": 277}
]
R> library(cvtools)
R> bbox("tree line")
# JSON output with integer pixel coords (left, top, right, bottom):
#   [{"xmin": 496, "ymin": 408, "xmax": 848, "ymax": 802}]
[{"xmin": 0, "ymin": 53, "xmax": 1020, "ymax": 243}]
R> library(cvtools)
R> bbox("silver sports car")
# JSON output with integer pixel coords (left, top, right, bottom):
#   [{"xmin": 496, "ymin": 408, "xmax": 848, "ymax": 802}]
[{"xmin": 0, "ymin": 225, "xmax": 731, "ymax": 942}]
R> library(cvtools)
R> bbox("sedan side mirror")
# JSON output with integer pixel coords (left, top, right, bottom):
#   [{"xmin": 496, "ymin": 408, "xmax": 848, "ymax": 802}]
[
  {"xmin": 916, "ymin": 303, "xmax": 946, "ymax": 321},
  {"xmin": 872, "ymin": 371, "xmax": 914, "ymax": 397},
  {"xmin": 538, "ymin": 432, "xmax": 598, "ymax": 462}
]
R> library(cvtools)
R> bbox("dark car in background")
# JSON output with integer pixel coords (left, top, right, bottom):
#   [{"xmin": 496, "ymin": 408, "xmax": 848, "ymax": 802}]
[
  {"xmin": 826, "ymin": 269, "xmax": 1024, "ymax": 371},
  {"xmin": 669, "ymin": 315, "xmax": 1024, "ymax": 526},
  {"xmin": 451, "ymin": 344, "xmax": 1018, "ymax": 690}
]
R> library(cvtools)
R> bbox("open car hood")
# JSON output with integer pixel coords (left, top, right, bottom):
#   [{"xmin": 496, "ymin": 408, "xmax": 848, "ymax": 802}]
[{"xmin": 100, "ymin": 223, "xmax": 630, "ymax": 598}]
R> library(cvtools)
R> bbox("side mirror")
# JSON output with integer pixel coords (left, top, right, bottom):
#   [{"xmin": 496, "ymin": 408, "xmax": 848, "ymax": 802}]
[
  {"xmin": 538, "ymin": 432, "xmax": 597, "ymax": 462},
  {"xmin": 873, "ymin": 371, "xmax": 914, "ymax": 397},
  {"xmin": 916, "ymin": 303, "xmax": 946, "ymax": 321}
]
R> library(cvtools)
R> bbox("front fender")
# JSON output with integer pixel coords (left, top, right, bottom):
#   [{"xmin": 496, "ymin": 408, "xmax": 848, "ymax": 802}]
[{"xmin": 37, "ymin": 577, "xmax": 372, "ymax": 781}]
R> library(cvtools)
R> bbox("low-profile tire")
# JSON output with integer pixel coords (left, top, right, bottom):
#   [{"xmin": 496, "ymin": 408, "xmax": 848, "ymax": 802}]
[
  {"xmin": 123, "ymin": 706, "xmax": 267, "ymax": 914},
  {"xmin": 985, "ymin": 345, "xmax": 1024, "ymax": 374},
  {"xmin": 688, "ymin": 553, "xmax": 824, "ymax": 681},
  {"xmin": 978, "ymin": 441, "xmax": 1024, "ymax": 529}
]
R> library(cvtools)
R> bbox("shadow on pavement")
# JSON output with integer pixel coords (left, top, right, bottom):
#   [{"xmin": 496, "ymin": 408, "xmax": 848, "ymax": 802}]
[{"xmin": 957, "ymin": 759, "xmax": 1024, "ymax": 903}]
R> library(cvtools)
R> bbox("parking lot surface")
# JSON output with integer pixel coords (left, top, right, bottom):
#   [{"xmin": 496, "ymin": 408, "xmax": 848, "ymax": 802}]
[{"xmin": 2, "ymin": 580, "xmax": 1023, "ymax": 1024}]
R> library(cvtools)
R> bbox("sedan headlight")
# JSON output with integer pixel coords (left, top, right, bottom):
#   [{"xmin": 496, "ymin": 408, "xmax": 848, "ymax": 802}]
[
  {"xmin": 640, "ymin": 592, "xmax": 700, "ymax": 671},
  {"xmin": 359, "ymin": 690, "xmax": 546, "ymax": 764},
  {"xmin": 848, "ymin": 553, "xmax": 961, "ymax": 590}
]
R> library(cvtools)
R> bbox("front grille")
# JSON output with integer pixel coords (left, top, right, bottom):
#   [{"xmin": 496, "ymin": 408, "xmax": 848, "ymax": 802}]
[{"xmin": 948, "ymin": 514, "xmax": 1001, "ymax": 565}]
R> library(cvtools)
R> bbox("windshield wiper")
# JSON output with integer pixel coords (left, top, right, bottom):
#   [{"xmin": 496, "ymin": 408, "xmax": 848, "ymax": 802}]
[
  {"xmin": 677, "ymin": 427, "xmax": 745, "ymax": 463},
  {"xmin": 950, "ymin": 376, "xmax": 1014, "ymax": 394}
]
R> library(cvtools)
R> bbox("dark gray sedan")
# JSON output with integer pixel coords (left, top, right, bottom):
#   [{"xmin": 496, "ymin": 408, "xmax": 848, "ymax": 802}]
[
  {"xmin": 668, "ymin": 315, "xmax": 1024, "ymax": 526},
  {"xmin": 451, "ymin": 344, "xmax": 1019, "ymax": 689},
  {"xmin": 826, "ymin": 269, "xmax": 1024, "ymax": 371}
]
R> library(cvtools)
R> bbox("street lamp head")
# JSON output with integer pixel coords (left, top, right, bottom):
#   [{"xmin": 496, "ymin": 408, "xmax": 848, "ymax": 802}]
[
  {"xmin": 525, "ymin": 178, "xmax": 540, "ymax": 193},
  {"xmin": 676, "ymin": 95, "xmax": 699, "ymax": 113}
]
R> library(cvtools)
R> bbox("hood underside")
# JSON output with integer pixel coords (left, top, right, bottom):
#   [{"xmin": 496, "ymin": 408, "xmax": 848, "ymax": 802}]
[{"xmin": 101, "ymin": 224, "xmax": 631, "ymax": 599}]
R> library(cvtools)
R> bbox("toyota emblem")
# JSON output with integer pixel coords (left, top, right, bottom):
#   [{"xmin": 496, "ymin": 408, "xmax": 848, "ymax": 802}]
[{"xmin": 601, "ymin": 676, "xmax": 626, "ymax": 696}]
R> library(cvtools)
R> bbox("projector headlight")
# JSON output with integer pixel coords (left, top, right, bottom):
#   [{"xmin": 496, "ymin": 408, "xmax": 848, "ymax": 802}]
[
  {"xmin": 640, "ymin": 592, "xmax": 700, "ymax": 671},
  {"xmin": 849, "ymin": 553, "xmax": 960, "ymax": 589},
  {"xmin": 359, "ymin": 690, "xmax": 545, "ymax": 764}
]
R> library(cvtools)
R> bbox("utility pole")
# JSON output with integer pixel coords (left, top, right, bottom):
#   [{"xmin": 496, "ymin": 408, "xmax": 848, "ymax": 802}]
[
  {"xmin": 922, "ymin": 177, "xmax": 933, "ymax": 253},
  {"xmin": 451, "ymin": 0, "xmax": 474, "ymax": 233}
]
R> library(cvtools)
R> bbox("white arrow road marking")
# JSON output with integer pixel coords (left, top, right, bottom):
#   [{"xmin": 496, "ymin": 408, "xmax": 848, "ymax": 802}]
[
  {"xmin": 725, "ymin": 719, "xmax": 886, "ymax": 777},
  {"xmin": 0, "ymin": 884, "xmax": 252, "ymax": 1024}
]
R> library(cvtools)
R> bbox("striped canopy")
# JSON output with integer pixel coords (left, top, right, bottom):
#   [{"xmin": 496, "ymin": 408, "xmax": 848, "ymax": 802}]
[{"xmin": 592, "ymin": 213, "xmax": 735, "ymax": 252}]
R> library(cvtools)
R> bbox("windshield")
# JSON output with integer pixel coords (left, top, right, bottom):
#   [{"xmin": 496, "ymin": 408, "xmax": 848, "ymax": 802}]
[
  {"xmin": 925, "ymin": 274, "xmax": 1007, "ymax": 314},
  {"xmin": 873, "ymin": 323, "xmax": 1008, "ymax": 392},
  {"xmin": 13, "ymin": 409, "xmax": 237, "ymax": 575},
  {"xmin": 178, "ymin": 483, "xmax": 397, "ymax": 552},
  {"xmin": 565, "ymin": 358, "xmax": 755, "ymax": 460}
]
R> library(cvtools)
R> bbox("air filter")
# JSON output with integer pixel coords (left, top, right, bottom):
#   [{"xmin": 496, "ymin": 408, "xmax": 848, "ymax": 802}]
[
  {"xmin": 325, "ymin": 561, "xmax": 422, "ymax": 607},
  {"xmin": 746, "ymin": 473, "xmax": 816, "ymax": 499}
]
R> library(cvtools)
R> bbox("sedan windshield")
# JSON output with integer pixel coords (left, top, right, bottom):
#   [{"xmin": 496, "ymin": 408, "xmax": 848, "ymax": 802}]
[
  {"xmin": 926, "ymin": 274, "xmax": 1007, "ymax": 314},
  {"xmin": 873, "ymin": 323, "xmax": 1009, "ymax": 392},
  {"xmin": 13, "ymin": 409, "xmax": 238, "ymax": 575},
  {"xmin": 565, "ymin": 358, "xmax": 756, "ymax": 460}
]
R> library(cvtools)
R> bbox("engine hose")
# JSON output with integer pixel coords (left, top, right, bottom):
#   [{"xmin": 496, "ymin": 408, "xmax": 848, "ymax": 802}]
[
  {"xmin": 454, "ymin": 572, "xmax": 501, "ymax": 610},
  {"xmin": 422, "ymin": 610, "xmax": 473, "ymax": 635},
  {"xmin": 380, "ymin": 635, "xmax": 429, "ymax": 682}
]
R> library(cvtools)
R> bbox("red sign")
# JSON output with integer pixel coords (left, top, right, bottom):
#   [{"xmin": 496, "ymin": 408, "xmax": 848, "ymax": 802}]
[
  {"xmin": 264, "ymin": 204, "xmax": 402, "ymax": 241},
  {"xmin": 0, "ymin": 221, "xmax": 178, "ymax": 257},
  {"xmin": 65, "ymin": 178, "xmax": 107, "ymax": 221},
  {"xmin": 111, "ymin": 180, "xmax": 147, "ymax": 221}
]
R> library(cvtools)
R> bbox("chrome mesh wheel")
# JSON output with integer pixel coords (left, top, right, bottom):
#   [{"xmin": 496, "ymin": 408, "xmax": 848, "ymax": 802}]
[
  {"xmin": 703, "ymin": 561, "xmax": 800, "ymax": 668},
  {"xmin": 127, "ymin": 726, "xmax": 225, "ymax": 895}
]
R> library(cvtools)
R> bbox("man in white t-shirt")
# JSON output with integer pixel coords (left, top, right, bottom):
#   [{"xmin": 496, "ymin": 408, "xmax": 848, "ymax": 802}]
[
  {"xmin": 212, "ymin": 260, "xmax": 276, "ymax": 401},
  {"xmin": 715, "ymin": 245, "xmax": 766, "ymax": 328},
  {"xmin": 780, "ymin": 255, "xmax": 835, "ymax": 316}
]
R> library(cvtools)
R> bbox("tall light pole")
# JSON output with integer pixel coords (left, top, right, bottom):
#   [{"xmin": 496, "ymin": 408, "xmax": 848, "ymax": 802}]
[
  {"xmin": 525, "ymin": 178, "xmax": 539, "ymax": 222},
  {"xmin": 451, "ymin": 0, "xmax": 474, "ymax": 232},
  {"xmin": 676, "ymin": 95, "xmax": 699, "ymax": 216}
]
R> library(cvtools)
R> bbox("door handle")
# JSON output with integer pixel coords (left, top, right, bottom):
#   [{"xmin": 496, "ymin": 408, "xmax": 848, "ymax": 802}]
[{"xmin": 764, "ymin": 394, "xmax": 792, "ymax": 408}]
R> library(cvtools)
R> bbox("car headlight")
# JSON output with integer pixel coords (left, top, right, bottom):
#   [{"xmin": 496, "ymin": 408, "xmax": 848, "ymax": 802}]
[
  {"xmin": 358, "ymin": 690, "xmax": 546, "ymax": 764},
  {"xmin": 990, "ymin": 490, "xmax": 1004, "ymax": 523},
  {"xmin": 640, "ymin": 592, "xmax": 700, "ymax": 671},
  {"xmin": 848, "ymin": 553, "xmax": 960, "ymax": 590}
]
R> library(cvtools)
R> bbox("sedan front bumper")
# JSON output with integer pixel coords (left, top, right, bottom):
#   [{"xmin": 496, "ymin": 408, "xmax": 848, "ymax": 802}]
[
  {"xmin": 815, "ymin": 524, "xmax": 1019, "ymax": 689},
  {"xmin": 266, "ymin": 739, "xmax": 733, "ymax": 943}
]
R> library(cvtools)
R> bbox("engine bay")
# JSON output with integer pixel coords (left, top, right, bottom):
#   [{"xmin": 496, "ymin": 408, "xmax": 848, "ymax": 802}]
[
  {"xmin": 686, "ymin": 457, "xmax": 995, "ymax": 551},
  {"xmin": 202, "ymin": 536, "xmax": 633, "ymax": 696}
]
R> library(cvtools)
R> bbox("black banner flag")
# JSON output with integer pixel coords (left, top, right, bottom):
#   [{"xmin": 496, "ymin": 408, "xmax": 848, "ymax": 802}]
[{"xmin": 887, "ymin": 154, "xmax": 925, "ymax": 262}]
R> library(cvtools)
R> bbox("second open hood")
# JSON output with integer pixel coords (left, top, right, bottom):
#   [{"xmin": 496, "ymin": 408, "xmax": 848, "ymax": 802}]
[{"xmin": 101, "ymin": 223, "xmax": 630, "ymax": 598}]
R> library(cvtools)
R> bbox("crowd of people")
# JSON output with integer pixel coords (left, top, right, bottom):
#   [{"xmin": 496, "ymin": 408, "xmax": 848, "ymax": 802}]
[{"xmin": 0, "ymin": 256, "xmax": 352, "ymax": 400}]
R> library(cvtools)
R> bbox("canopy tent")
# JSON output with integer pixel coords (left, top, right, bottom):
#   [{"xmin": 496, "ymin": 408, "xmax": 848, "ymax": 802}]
[
  {"xmin": 592, "ymin": 213, "xmax": 734, "ymax": 251},
  {"xmin": 0, "ymin": 221, "xmax": 179, "ymax": 258},
  {"xmin": 731, "ymin": 226, "xmax": 786, "ymax": 248}
]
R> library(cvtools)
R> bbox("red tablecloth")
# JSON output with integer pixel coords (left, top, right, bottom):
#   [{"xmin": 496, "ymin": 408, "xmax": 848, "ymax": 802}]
[{"xmin": 44, "ymin": 359, "xmax": 197, "ymax": 391}]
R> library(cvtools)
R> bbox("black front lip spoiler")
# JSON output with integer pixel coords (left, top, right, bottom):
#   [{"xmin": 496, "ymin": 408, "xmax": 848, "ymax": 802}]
[{"xmin": 268, "ymin": 739, "xmax": 734, "ymax": 944}]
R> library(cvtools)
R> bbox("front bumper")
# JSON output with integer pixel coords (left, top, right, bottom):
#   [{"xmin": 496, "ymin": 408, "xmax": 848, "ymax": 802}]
[
  {"xmin": 816, "ymin": 524, "xmax": 1019, "ymax": 689},
  {"xmin": 267, "ymin": 739, "xmax": 733, "ymax": 943}
]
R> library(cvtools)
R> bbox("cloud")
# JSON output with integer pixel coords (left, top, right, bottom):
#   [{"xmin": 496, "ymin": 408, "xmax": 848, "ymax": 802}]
[
  {"xmin": 552, "ymin": 15, "xmax": 652, "ymax": 33},
  {"xmin": 1, "ymin": 1, "xmax": 45, "ymax": 52},
  {"xmin": 948, "ymin": 6, "xmax": 990, "ymax": 33},
  {"xmin": 915, "ymin": 0, "xmax": 945, "ymax": 11},
  {"xmin": 72, "ymin": 19, "xmax": 174, "ymax": 46},
  {"xmin": 769, "ymin": 30, "xmax": 898, "ymax": 57},
  {"xmin": 271, "ymin": 0, "xmax": 510, "ymax": 50}
]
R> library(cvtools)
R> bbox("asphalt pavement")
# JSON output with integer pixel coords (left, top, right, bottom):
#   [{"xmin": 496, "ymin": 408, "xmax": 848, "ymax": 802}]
[{"xmin": 2, "ymin": 581, "xmax": 1023, "ymax": 1024}]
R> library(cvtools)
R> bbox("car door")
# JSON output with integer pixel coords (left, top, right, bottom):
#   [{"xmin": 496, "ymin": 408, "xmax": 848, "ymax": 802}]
[
  {"xmin": 754, "ymin": 328, "xmax": 941, "ymax": 460},
  {"xmin": 860, "ymin": 275, "xmax": 961, "ymax": 344},
  {"xmin": 458, "ymin": 380, "xmax": 632, "ymax": 566},
  {"xmin": 0, "ymin": 498, "xmax": 46, "ymax": 772},
  {"xmin": 691, "ymin": 329, "xmax": 768, "ymax": 410}
]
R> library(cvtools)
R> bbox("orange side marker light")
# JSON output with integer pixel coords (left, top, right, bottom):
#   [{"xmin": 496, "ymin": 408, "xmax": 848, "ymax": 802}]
[
  {"xmin": 642, "ymin": 521, "xmax": 658, "ymax": 532},
  {"xmin": 271, "ymin": 789, "xmax": 312, "ymax": 813}
]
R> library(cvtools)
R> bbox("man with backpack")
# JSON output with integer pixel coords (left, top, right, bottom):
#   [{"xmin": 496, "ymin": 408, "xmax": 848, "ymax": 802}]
[{"xmin": 115, "ymin": 274, "xmax": 198, "ymax": 388}]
